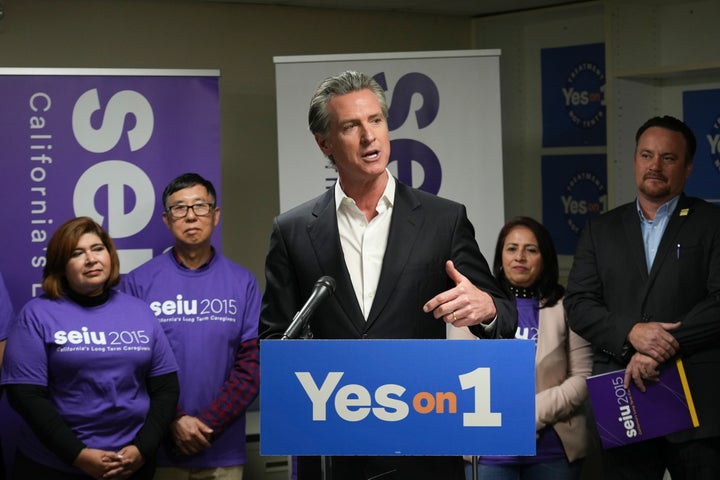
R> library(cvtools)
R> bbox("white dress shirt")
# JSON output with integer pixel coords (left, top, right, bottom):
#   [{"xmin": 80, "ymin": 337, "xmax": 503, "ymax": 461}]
[{"xmin": 335, "ymin": 173, "xmax": 395, "ymax": 319}]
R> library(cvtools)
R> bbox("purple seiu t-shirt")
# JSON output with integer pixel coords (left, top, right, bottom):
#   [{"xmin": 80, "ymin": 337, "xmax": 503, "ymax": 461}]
[
  {"xmin": 0, "ymin": 290, "xmax": 177, "ymax": 474},
  {"xmin": 120, "ymin": 250, "xmax": 260, "ymax": 468},
  {"xmin": 480, "ymin": 297, "xmax": 566, "ymax": 466}
]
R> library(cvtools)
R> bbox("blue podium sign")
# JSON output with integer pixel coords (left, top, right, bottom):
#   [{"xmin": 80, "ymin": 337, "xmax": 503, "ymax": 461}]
[{"xmin": 260, "ymin": 339, "xmax": 535, "ymax": 456}]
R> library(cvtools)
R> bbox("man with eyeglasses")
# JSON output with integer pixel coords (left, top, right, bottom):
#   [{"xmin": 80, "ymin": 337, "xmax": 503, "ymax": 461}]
[{"xmin": 121, "ymin": 173, "xmax": 260, "ymax": 480}]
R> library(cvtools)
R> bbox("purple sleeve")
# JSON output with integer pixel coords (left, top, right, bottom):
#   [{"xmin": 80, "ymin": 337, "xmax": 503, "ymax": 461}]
[{"xmin": 1, "ymin": 306, "xmax": 48, "ymax": 386}]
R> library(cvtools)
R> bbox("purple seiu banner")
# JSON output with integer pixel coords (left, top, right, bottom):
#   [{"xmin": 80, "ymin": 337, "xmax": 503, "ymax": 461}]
[
  {"xmin": 0, "ymin": 70, "xmax": 220, "ymax": 477},
  {"xmin": 0, "ymin": 71, "xmax": 221, "ymax": 311}
]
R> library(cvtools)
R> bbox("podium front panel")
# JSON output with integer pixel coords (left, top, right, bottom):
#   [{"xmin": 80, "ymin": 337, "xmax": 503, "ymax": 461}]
[{"xmin": 260, "ymin": 339, "xmax": 535, "ymax": 456}]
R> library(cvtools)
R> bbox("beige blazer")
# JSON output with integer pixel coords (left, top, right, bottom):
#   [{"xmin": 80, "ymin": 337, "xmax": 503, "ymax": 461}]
[{"xmin": 449, "ymin": 298, "xmax": 592, "ymax": 462}]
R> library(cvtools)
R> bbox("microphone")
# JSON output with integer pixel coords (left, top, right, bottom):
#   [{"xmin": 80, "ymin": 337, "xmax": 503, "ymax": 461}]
[{"xmin": 281, "ymin": 276, "xmax": 336, "ymax": 340}]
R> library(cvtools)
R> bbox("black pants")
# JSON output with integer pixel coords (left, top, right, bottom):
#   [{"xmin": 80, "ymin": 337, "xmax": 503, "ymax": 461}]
[
  {"xmin": 12, "ymin": 450, "xmax": 156, "ymax": 480},
  {"xmin": 602, "ymin": 436, "xmax": 720, "ymax": 480},
  {"xmin": 297, "ymin": 455, "xmax": 464, "ymax": 480},
  {"xmin": 0, "ymin": 442, "xmax": 5, "ymax": 480}
]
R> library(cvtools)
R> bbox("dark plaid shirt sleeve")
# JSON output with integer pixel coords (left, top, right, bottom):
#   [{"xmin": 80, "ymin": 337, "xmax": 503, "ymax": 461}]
[{"xmin": 195, "ymin": 337, "xmax": 260, "ymax": 437}]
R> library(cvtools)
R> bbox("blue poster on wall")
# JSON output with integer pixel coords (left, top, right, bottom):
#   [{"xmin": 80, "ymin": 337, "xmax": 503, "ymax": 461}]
[
  {"xmin": 542, "ymin": 154, "xmax": 607, "ymax": 255},
  {"xmin": 541, "ymin": 43, "xmax": 606, "ymax": 147},
  {"xmin": 683, "ymin": 89, "xmax": 720, "ymax": 205}
]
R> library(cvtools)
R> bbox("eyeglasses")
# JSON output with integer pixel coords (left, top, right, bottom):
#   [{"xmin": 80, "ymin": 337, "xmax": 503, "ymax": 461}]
[{"xmin": 166, "ymin": 202, "xmax": 215, "ymax": 219}]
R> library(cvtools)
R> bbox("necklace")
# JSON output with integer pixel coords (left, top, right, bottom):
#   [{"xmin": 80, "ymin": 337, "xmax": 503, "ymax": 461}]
[{"xmin": 508, "ymin": 284, "xmax": 537, "ymax": 299}]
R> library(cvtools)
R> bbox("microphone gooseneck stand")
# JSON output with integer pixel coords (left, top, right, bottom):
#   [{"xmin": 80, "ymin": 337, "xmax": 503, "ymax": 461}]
[{"xmin": 281, "ymin": 276, "xmax": 336, "ymax": 480}]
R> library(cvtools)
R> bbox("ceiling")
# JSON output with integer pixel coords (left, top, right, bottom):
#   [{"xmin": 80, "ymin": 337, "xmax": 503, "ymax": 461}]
[{"xmin": 197, "ymin": 0, "xmax": 589, "ymax": 17}]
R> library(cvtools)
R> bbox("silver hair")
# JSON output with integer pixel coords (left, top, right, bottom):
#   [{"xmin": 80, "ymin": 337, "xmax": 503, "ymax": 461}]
[{"xmin": 308, "ymin": 70, "xmax": 389, "ymax": 138}]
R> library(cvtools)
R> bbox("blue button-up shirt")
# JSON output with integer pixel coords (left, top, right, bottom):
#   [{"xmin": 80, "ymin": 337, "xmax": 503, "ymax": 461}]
[{"xmin": 638, "ymin": 196, "xmax": 680, "ymax": 272}]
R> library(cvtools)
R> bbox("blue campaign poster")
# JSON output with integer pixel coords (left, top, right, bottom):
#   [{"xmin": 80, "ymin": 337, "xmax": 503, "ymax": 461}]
[
  {"xmin": 541, "ymin": 43, "xmax": 606, "ymax": 147},
  {"xmin": 683, "ymin": 89, "xmax": 720, "ymax": 205},
  {"xmin": 259, "ymin": 339, "xmax": 535, "ymax": 456},
  {"xmin": 542, "ymin": 154, "xmax": 607, "ymax": 255}
]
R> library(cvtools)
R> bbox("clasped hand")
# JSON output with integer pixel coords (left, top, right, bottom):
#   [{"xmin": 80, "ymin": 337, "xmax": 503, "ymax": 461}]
[
  {"xmin": 623, "ymin": 352, "xmax": 660, "ymax": 392},
  {"xmin": 171, "ymin": 415, "xmax": 214, "ymax": 456},
  {"xmin": 74, "ymin": 445, "xmax": 143, "ymax": 479},
  {"xmin": 627, "ymin": 321, "xmax": 681, "ymax": 363},
  {"xmin": 624, "ymin": 321, "xmax": 681, "ymax": 392}
]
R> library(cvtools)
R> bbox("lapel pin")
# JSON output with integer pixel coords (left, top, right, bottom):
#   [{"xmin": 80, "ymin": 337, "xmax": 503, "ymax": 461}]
[{"xmin": 679, "ymin": 208, "xmax": 689, "ymax": 217}]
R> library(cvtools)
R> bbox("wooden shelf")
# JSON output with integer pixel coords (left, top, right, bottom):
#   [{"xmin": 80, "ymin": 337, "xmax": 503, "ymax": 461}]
[{"xmin": 615, "ymin": 62, "xmax": 720, "ymax": 82}]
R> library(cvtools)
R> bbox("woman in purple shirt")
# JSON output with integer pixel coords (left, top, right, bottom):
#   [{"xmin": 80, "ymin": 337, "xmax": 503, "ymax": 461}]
[{"xmin": 1, "ymin": 217, "xmax": 179, "ymax": 480}]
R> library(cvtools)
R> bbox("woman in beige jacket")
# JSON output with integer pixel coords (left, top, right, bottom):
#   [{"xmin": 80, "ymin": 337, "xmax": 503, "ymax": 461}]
[{"xmin": 453, "ymin": 217, "xmax": 593, "ymax": 480}]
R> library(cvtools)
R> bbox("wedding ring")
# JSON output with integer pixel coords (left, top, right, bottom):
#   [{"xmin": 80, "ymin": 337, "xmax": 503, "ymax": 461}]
[{"xmin": 452, "ymin": 311, "xmax": 457, "ymax": 322}]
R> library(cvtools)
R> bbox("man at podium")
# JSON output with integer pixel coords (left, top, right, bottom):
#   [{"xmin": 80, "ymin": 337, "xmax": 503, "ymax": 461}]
[{"xmin": 259, "ymin": 70, "xmax": 516, "ymax": 480}]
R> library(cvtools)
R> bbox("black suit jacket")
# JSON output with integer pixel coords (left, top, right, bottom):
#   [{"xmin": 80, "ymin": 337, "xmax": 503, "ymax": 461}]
[
  {"xmin": 259, "ymin": 180, "xmax": 516, "ymax": 341},
  {"xmin": 565, "ymin": 194, "xmax": 720, "ymax": 441}
]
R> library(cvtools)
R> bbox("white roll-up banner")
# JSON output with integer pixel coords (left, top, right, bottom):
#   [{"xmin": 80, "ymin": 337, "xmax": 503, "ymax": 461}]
[{"xmin": 274, "ymin": 50, "xmax": 504, "ymax": 260}]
